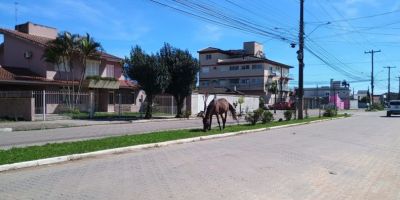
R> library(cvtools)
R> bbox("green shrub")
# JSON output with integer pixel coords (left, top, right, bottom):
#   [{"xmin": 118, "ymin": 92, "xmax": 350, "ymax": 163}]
[
  {"xmin": 245, "ymin": 108, "xmax": 264, "ymax": 125},
  {"xmin": 365, "ymin": 103, "xmax": 384, "ymax": 112},
  {"xmin": 323, "ymin": 108, "xmax": 337, "ymax": 117},
  {"xmin": 261, "ymin": 110, "xmax": 274, "ymax": 124},
  {"xmin": 284, "ymin": 110, "xmax": 292, "ymax": 121}
]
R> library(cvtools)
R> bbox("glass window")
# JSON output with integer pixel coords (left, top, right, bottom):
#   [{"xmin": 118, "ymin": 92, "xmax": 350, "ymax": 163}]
[
  {"xmin": 240, "ymin": 79, "xmax": 249, "ymax": 85},
  {"xmin": 105, "ymin": 64, "xmax": 114, "ymax": 78},
  {"xmin": 55, "ymin": 58, "xmax": 70, "ymax": 72},
  {"xmin": 85, "ymin": 60, "xmax": 100, "ymax": 77},
  {"xmin": 252, "ymin": 64, "xmax": 263, "ymax": 70},
  {"xmin": 229, "ymin": 79, "xmax": 239, "ymax": 84},
  {"xmin": 229, "ymin": 66, "xmax": 239, "ymax": 71},
  {"xmin": 241, "ymin": 65, "xmax": 250, "ymax": 70},
  {"xmin": 206, "ymin": 54, "xmax": 212, "ymax": 60},
  {"xmin": 108, "ymin": 92, "xmax": 114, "ymax": 104},
  {"xmin": 390, "ymin": 101, "xmax": 400, "ymax": 105}
]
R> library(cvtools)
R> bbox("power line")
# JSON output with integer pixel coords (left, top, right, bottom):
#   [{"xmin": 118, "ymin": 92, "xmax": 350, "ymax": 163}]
[{"xmin": 307, "ymin": 8, "xmax": 400, "ymax": 24}]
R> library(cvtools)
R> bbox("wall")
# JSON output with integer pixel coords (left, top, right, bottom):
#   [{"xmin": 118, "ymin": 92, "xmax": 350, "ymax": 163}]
[
  {"xmin": 0, "ymin": 98, "xmax": 34, "ymax": 121},
  {"xmin": 190, "ymin": 93, "xmax": 259, "ymax": 115},
  {"xmin": 3, "ymin": 35, "xmax": 49, "ymax": 76}
]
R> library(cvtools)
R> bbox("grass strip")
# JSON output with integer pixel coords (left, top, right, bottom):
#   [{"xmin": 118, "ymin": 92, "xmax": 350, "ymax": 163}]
[{"xmin": 0, "ymin": 115, "xmax": 346, "ymax": 165}]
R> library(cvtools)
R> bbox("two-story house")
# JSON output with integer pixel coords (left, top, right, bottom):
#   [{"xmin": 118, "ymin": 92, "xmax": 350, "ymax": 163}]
[
  {"xmin": 198, "ymin": 41, "xmax": 293, "ymax": 104},
  {"xmin": 0, "ymin": 22, "xmax": 142, "ymax": 113}
]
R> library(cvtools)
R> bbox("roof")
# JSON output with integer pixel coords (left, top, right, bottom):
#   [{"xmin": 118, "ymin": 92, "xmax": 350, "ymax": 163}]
[
  {"xmin": 197, "ymin": 87, "xmax": 245, "ymax": 95},
  {"xmin": 217, "ymin": 56, "xmax": 293, "ymax": 68},
  {"xmin": 0, "ymin": 28, "xmax": 122, "ymax": 62},
  {"xmin": 119, "ymin": 80, "xmax": 139, "ymax": 89}
]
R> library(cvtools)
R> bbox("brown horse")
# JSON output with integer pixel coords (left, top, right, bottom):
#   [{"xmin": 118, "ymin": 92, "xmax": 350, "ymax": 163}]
[{"xmin": 203, "ymin": 98, "xmax": 238, "ymax": 131}]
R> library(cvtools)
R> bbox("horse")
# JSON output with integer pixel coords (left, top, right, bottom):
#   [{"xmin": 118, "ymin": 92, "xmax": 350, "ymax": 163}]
[{"xmin": 202, "ymin": 98, "xmax": 238, "ymax": 131}]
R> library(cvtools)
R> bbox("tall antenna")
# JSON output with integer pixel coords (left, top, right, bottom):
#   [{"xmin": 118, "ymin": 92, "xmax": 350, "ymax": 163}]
[{"xmin": 14, "ymin": 2, "xmax": 19, "ymax": 26}]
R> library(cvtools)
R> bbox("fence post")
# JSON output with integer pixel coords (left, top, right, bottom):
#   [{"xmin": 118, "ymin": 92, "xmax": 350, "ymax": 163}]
[
  {"xmin": 42, "ymin": 90, "xmax": 46, "ymax": 121},
  {"xmin": 171, "ymin": 96, "xmax": 174, "ymax": 115},
  {"xmin": 118, "ymin": 93, "xmax": 122, "ymax": 118},
  {"xmin": 89, "ymin": 91, "xmax": 94, "ymax": 119}
]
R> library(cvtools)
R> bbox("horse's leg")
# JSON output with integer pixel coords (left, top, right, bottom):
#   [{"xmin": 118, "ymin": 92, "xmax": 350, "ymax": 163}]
[
  {"xmin": 216, "ymin": 114, "xmax": 222, "ymax": 131},
  {"xmin": 223, "ymin": 112, "xmax": 227, "ymax": 129},
  {"xmin": 209, "ymin": 115, "xmax": 212, "ymax": 130}
]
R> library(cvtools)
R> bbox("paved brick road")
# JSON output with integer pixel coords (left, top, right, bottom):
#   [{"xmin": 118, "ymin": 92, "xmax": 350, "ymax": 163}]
[{"xmin": 1, "ymin": 111, "xmax": 399, "ymax": 199}]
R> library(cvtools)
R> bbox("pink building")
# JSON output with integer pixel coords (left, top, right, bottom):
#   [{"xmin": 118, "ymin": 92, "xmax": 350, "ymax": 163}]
[{"xmin": 0, "ymin": 22, "xmax": 141, "ymax": 113}]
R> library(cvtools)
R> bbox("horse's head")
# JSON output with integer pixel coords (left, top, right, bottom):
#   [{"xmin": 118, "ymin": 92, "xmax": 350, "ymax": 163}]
[{"xmin": 202, "ymin": 116, "xmax": 210, "ymax": 132}]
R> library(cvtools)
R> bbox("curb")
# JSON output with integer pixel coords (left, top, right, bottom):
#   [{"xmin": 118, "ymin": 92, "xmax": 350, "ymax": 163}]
[
  {"xmin": 0, "ymin": 117, "xmax": 346, "ymax": 173},
  {"xmin": 0, "ymin": 128, "xmax": 12, "ymax": 132},
  {"xmin": 130, "ymin": 117, "xmax": 198, "ymax": 124}
]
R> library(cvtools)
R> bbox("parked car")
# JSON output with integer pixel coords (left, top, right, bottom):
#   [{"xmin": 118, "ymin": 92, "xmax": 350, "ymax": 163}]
[{"xmin": 387, "ymin": 100, "xmax": 400, "ymax": 117}]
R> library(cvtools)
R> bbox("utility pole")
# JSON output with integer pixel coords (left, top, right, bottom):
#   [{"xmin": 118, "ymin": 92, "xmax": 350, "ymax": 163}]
[
  {"xmin": 297, "ymin": 0, "xmax": 305, "ymax": 119},
  {"xmin": 397, "ymin": 76, "xmax": 400, "ymax": 100},
  {"xmin": 384, "ymin": 66, "xmax": 396, "ymax": 102},
  {"xmin": 364, "ymin": 50, "xmax": 381, "ymax": 104}
]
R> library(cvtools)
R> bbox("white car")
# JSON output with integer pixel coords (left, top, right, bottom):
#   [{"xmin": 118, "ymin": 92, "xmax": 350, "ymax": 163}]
[{"xmin": 387, "ymin": 100, "xmax": 400, "ymax": 117}]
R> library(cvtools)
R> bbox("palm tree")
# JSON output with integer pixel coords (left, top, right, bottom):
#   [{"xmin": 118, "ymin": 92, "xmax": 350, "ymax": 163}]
[
  {"xmin": 43, "ymin": 32, "xmax": 79, "ymax": 109},
  {"xmin": 267, "ymin": 80, "xmax": 278, "ymax": 114},
  {"xmin": 76, "ymin": 33, "xmax": 102, "ymax": 104}
]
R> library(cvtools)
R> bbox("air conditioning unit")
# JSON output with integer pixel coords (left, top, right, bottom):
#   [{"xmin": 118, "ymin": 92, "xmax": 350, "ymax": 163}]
[{"xmin": 24, "ymin": 51, "xmax": 32, "ymax": 59}]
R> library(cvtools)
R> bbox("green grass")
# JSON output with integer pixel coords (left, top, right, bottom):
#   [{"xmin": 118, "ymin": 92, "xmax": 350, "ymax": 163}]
[
  {"xmin": 62, "ymin": 112, "xmax": 174, "ymax": 120},
  {"xmin": 0, "ymin": 115, "xmax": 346, "ymax": 165}
]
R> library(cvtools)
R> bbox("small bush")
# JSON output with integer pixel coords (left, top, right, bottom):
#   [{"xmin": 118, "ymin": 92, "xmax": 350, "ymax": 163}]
[
  {"xmin": 284, "ymin": 110, "xmax": 292, "ymax": 121},
  {"xmin": 368, "ymin": 103, "xmax": 384, "ymax": 111},
  {"xmin": 245, "ymin": 108, "xmax": 264, "ymax": 125},
  {"xmin": 323, "ymin": 108, "xmax": 337, "ymax": 117},
  {"xmin": 261, "ymin": 110, "xmax": 274, "ymax": 124}
]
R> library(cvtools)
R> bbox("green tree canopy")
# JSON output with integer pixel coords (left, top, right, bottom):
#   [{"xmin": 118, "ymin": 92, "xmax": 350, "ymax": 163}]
[
  {"xmin": 125, "ymin": 45, "xmax": 169, "ymax": 118},
  {"xmin": 160, "ymin": 43, "xmax": 199, "ymax": 117}
]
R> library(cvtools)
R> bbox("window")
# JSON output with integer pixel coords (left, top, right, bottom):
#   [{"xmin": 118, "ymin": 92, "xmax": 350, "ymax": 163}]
[
  {"xmin": 229, "ymin": 66, "xmax": 239, "ymax": 71},
  {"xmin": 219, "ymin": 79, "xmax": 228, "ymax": 86},
  {"xmin": 206, "ymin": 54, "xmax": 212, "ymax": 60},
  {"xmin": 85, "ymin": 60, "xmax": 100, "ymax": 77},
  {"xmin": 105, "ymin": 64, "xmax": 114, "ymax": 78},
  {"xmin": 201, "ymin": 67, "xmax": 210, "ymax": 73},
  {"xmin": 229, "ymin": 79, "xmax": 239, "ymax": 84},
  {"xmin": 241, "ymin": 65, "xmax": 250, "ymax": 70},
  {"xmin": 55, "ymin": 59, "xmax": 70, "ymax": 72},
  {"xmin": 240, "ymin": 79, "xmax": 249, "ymax": 85},
  {"xmin": 201, "ymin": 81, "xmax": 210, "ymax": 87},
  {"xmin": 252, "ymin": 64, "xmax": 263, "ymax": 70}
]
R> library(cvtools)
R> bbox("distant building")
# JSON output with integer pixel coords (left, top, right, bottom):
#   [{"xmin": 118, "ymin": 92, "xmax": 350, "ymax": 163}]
[
  {"xmin": 198, "ymin": 41, "xmax": 293, "ymax": 104},
  {"xmin": 303, "ymin": 79, "xmax": 351, "ymax": 109}
]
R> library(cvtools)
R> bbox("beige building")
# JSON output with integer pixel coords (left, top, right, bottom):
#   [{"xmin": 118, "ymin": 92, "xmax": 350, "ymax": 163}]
[{"xmin": 198, "ymin": 41, "xmax": 293, "ymax": 104}]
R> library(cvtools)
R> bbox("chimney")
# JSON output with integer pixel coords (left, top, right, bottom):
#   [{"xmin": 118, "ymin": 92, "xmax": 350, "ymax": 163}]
[
  {"xmin": 15, "ymin": 22, "xmax": 57, "ymax": 39},
  {"xmin": 243, "ymin": 41, "xmax": 264, "ymax": 58}
]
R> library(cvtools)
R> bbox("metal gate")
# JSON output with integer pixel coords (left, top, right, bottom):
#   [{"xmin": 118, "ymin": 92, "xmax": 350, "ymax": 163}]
[{"xmin": 32, "ymin": 91, "xmax": 90, "ymax": 114}]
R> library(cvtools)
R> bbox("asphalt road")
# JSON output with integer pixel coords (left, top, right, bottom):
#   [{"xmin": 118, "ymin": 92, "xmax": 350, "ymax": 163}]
[
  {"xmin": 1, "ymin": 111, "xmax": 399, "ymax": 200},
  {"xmin": 0, "ymin": 110, "xmax": 318, "ymax": 149}
]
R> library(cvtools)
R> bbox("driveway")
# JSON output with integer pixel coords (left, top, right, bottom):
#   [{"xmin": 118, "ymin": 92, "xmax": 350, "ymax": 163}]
[{"xmin": 1, "ymin": 111, "xmax": 399, "ymax": 199}]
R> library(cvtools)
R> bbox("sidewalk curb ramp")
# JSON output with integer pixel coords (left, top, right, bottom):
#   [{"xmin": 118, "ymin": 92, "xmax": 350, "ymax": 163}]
[{"xmin": 0, "ymin": 117, "xmax": 345, "ymax": 173}]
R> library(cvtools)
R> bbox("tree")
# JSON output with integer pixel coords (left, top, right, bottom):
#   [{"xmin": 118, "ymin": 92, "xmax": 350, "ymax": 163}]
[
  {"xmin": 43, "ymin": 32, "xmax": 79, "ymax": 110},
  {"xmin": 160, "ymin": 43, "xmax": 199, "ymax": 117},
  {"xmin": 76, "ymin": 33, "xmax": 102, "ymax": 103},
  {"xmin": 125, "ymin": 45, "xmax": 169, "ymax": 119},
  {"xmin": 267, "ymin": 80, "xmax": 278, "ymax": 114}
]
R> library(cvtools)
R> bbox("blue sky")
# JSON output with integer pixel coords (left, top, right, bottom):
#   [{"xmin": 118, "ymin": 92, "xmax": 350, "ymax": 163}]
[{"xmin": 1, "ymin": 0, "xmax": 400, "ymax": 94}]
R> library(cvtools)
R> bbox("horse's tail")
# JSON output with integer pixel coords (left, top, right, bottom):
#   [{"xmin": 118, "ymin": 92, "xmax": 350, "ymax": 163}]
[{"xmin": 228, "ymin": 103, "xmax": 238, "ymax": 120}]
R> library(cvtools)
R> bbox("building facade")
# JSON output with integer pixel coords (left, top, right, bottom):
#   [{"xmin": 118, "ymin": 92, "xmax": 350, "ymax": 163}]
[
  {"xmin": 198, "ymin": 41, "xmax": 292, "ymax": 104},
  {"xmin": 0, "ymin": 22, "xmax": 141, "ymax": 113}
]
